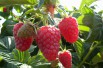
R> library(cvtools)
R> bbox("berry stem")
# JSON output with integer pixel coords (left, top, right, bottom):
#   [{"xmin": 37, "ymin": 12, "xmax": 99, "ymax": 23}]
[
  {"xmin": 60, "ymin": 40, "xmax": 64, "ymax": 51},
  {"xmin": 21, "ymin": 52, "xmax": 24, "ymax": 62},
  {"xmin": 78, "ymin": 42, "xmax": 101, "ymax": 68},
  {"xmin": 56, "ymin": 7, "xmax": 68, "ymax": 18},
  {"xmin": 48, "ymin": 14, "xmax": 57, "ymax": 26},
  {"xmin": 60, "ymin": 45, "xmax": 63, "ymax": 51},
  {"xmin": 17, "ymin": 50, "xmax": 21, "ymax": 62}
]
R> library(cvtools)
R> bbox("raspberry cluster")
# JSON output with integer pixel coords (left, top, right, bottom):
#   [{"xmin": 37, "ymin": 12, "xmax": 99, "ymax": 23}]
[{"xmin": 13, "ymin": 16, "xmax": 78, "ymax": 68}]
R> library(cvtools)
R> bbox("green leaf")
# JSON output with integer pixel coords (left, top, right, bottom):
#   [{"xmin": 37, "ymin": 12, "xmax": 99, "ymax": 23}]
[
  {"xmin": 86, "ymin": 48, "xmax": 99, "ymax": 62},
  {"xmin": 97, "ymin": 62, "xmax": 103, "ymax": 68},
  {"xmin": 81, "ymin": 42, "xmax": 100, "ymax": 63},
  {"xmin": 29, "ymin": 45, "xmax": 37, "ymax": 53},
  {"xmin": 37, "ymin": 0, "xmax": 44, "ymax": 8},
  {"xmin": 92, "ymin": 53, "xmax": 102, "ymax": 64},
  {"xmin": 0, "ymin": 7, "xmax": 3, "ymax": 11},
  {"xmin": 27, "ymin": 0, "xmax": 38, "ymax": 4},
  {"xmin": 32, "ymin": 63, "xmax": 51, "ymax": 68},
  {"xmin": 0, "ymin": 0, "xmax": 34, "ymax": 6},
  {"xmin": 49, "ymin": 0, "xmax": 59, "ymax": 5},
  {"xmin": 12, "ymin": 49, "xmax": 30, "ymax": 63},
  {"xmin": 86, "ymin": 48, "xmax": 100, "ymax": 62},
  {"xmin": 93, "ymin": 14, "xmax": 103, "ymax": 27},
  {"xmin": 27, "ymin": 51, "xmax": 50, "ymax": 68},
  {"xmin": 72, "ymin": 64, "xmax": 77, "ymax": 68},
  {"xmin": 81, "ymin": 42, "xmax": 91, "ymax": 60},
  {"xmin": 77, "ymin": 15, "xmax": 84, "ymax": 25},
  {"xmin": 98, "ymin": 10, "xmax": 103, "ymax": 16},
  {"xmin": 86, "ymin": 14, "xmax": 103, "ymax": 42},
  {"xmin": 78, "ymin": 6, "xmax": 103, "ymax": 29},
  {"xmin": 79, "ymin": 0, "xmax": 97, "ymax": 10},
  {"xmin": 0, "ymin": 42, "xmax": 8, "ymax": 53},
  {"xmin": 82, "ymin": 14, "xmax": 94, "ymax": 28},
  {"xmin": 0, "ymin": 56, "xmax": 3, "ymax": 61},
  {"xmin": 14, "ymin": 5, "xmax": 23, "ymax": 13},
  {"xmin": 24, "ymin": 8, "xmax": 41, "ymax": 16},
  {"xmin": 80, "ymin": 5, "xmax": 94, "ymax": 28},
  {"xmin": 74, "ymin": 38, "xmax": 84, "ymax": 59},
  {"xmin": 81, "ymin": 5, "xmax": 94, "ymax": 15},
  {"xmin": 0, "ymin": 20, "xmax": 16, "ymax": 37},
  {"xmin": 29, "ymin": 45, "xmax": 39, "ymax": 56},
  {"xmin": 72, "ymin": 52, "xmax": 80, "ymax": 66},
  {"xmin": 24, "ymin": 8, "xmax": 35, "ymax": 15},
  {"xmin": 0, "ymin": 52, "xmax": 22, "ymax": 67},
  {"xmin": 4, "ymin": 63, "xmax": 18, "ymax": 68},
  {"xmin": 78, "ymin": 25, "xmax": 90, "ymax": 32},
  {"xmin": 0, "ymin": 12, "xmax": 10, "ymax": 18},
  {"xmin": 28, "ymin": 52, "xmax": 47, "ymax": 65},
  {"xmin": 77, "ymin": 6, "xmax": 95, "ymax": 29},
  {"xmin": 86, "ymin": 27, "xmax": 103, "ymax": 42},
  {"xmin": 72, "ymin": 12, "xmax": 81, "ymax": 18},
  {"xmin": 0, "ymin": 36, "xmax": 15, "ymax": 53},
  {"xmin": 81, "ymin": 6, "xmax": 103, "ymax": 27}
]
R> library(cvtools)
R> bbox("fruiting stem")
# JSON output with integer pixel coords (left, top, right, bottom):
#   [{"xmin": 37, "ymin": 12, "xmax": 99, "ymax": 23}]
[
  {"xmin": 21, "ymin": 52, "xmax": 24, "ymax": 62},
  {"xmin": 78, "ymin": 42, "xmax": 101, "ymax": 68},
  {"xmin": 17, "ymin": 50, "xmax": 20, "ymax": 61},
  {"xmin": 56, "ymin": 7, "xmax": 68, "ymax": 18},
  {"xmin": 60, "ymin": 40, "xmax": 64, "ymax": 51}
]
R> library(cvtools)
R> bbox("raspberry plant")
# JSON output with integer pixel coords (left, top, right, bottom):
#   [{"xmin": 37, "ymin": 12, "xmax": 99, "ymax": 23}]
[{"xmin": 0, "ymin": 0, "xmax": 103, "ymax": 68}]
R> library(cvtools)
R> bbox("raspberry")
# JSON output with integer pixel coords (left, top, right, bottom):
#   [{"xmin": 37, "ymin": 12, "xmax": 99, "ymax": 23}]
[
  {"xmin": 36, "ymin": 26, "xmax": 61, "ymax": 61},
  {"xmin": 58, "ymin": 51, "xmax": 72, "ymax": 68},
  {"xmin": 58, "ymin": 17, "xmax": 79, "ymax": 43},
  {"xmin": 13, "ymin": 23, "xmax": 34, "ymax": 51},
  {"xmin": 3, "ymin": 7, "xmax": 7, "ymax": 12}
]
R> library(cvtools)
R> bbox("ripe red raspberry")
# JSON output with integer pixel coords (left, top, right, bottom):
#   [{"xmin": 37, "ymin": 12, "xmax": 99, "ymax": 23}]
[
  {"xmin": 13, "ymin": 23, "xmax": 34, "ymax": 51},
  {"xmin": 58, "ymin": 17, "xmax": 79, "ymax": 43},
  {"xmin": 3, "ymin": 7, "xmax": 7, "ymax": 12},
  {"xmin": 36, "ymin": 26, "xmax": 61, "ymax": 61},
  {"xmin": 58, "ymin": 51, "xmax": 72, "ymax": 68}
]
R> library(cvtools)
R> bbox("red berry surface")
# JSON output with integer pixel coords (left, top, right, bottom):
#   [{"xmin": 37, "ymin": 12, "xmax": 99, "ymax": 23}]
[
  {"xmin": 58, "ymin": 51, "xmax": 72, "ymax": 68},
  {"xmin": 36, "ymin": 26, "xmax": 61, "ymax": 61},
  {"xmin": 3, "ymin": 7, "xmax": 7, "ymax": 12},
  {"xmin": 58, "ymin": 17, "xmax": 79, "ymax": 43},
  {"xmin": 13, "ymin": 23, "xmax": 34, "ymax": 51}
]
